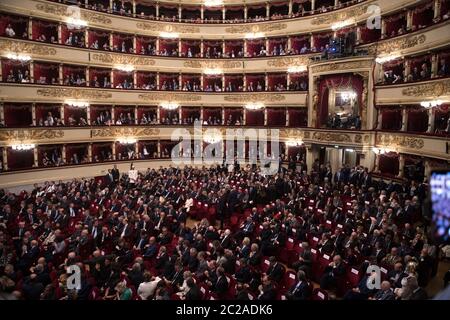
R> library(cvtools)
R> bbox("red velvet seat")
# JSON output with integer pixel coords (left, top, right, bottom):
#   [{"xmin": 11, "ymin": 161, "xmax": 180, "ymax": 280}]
[
  {"xmin": 260, "ymin": 257, "xmax": 271, "ymax": 274},
  {"xmin": 311, "ymin": 288, "xmax": 329, "ymax": 300},
  {"xmin": 282, "ymin": 270, "xmax": 297, "ymax": 289},
  {"xmin": 278, "ymin": 237, "xmax": 296, "ymax": 264}
]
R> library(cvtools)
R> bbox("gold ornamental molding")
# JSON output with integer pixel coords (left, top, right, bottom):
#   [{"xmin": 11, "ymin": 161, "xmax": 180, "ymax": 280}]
[
  {"xmin": 376, "ymin": 134, "xmax": 424, "ymax": 149},
  {"xmin": 401, "ymin": 79, "xmax": 450, "ymax": 97},
  {"xmin": 311, "ymin": 4, "xmax": 369, "ymax": 25},
  {"xmin": 225, "ymin": 23, "xmax": 287, "ymax": 34},
  {"xmin": 311, "ymin": 60, "xmax": 373, "ymax": 73},
  {"xmin": 91, "ymin": 127, "xmax": 160, "ymax": 138},
  {"xmin": 136, "ymin": 22, "xmax": 200, "ymax": 34},
  {"xmin": 281, "ymin": 129, "xmax": 304, "ymax": 139},
  {"xmin": 138, "ymin": 93, "xmax": 202, "ymax": 102},
  {"xmin": 37, "ymin": 88, "xmax": 112, "ymax": 99},
  {"xmin": 267, "ymin": 57, "xmax": 310, "ymax": 68},
  {"xmin": 36, "ymin": 3, "xmax": 111, "ymax": 25},
  {"xmin": 224, "ymin": 93, "xmax": 285, "ymax": 102},
  {"xmin": 311, "ymin": 132, "xmax": 352, "ymax": 143},
  {"xmin": 183, "ymin": 61, "xmax": 242, "ymax": 69},
  {"xmin": 91, "ymin": 53, "xmax": 156, "ymax": 66},
  {"xmin": 0, "ymin": 39, "xmax": 56, "ymax": 56},
  {"xmin": 369, "ymin": 34, "xmax": 426, "ymax": 55},
  {"xmin": 0, "ymin": 129, "xmax": 64, "ymax": 142}
]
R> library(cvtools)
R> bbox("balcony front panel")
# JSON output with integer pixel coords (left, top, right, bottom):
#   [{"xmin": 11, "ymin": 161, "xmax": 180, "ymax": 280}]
[{"xmin": 0, "ymin": 0, "xmax": 415, "ymax": 39}]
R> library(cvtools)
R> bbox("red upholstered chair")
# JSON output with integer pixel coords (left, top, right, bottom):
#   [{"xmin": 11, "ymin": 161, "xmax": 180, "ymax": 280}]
[
  {"xmin": 278, "ymin": 237, "xmax": 296, "ymax": 264},
  {"xmin": 260, "ymin": 257, "xmax": 271, "ymax": 273},
  {"xmin": 311, "ymin": 288, "xmax": 329, "ymax": 300},
  {"xmin": 282, "ymin": 270, "xmax": 297, "ymax": 289},
  {"xmin": 346, "ymin": 267, "xmax": 361, "ymax": 289}
]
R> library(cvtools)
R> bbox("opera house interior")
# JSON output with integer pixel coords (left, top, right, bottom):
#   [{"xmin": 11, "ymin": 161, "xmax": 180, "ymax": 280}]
[{"xmin": 0, "ymin": 0, "xmax": 449, "ymax": 302}]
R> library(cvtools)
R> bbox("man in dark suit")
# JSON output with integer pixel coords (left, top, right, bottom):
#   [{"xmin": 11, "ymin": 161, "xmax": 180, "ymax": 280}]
[
  {"xmin": 184, "ymin": 278, "xmax": 201, "ymax": 300},
  {"xmin": 320, "ymin": 255, "xmax": 346, "ymax": 290},
  {"xmin": 292, "ymin": 242, "xmax": 312, "ymax": 277},
  {"xmin": 154, "ymin": 246, "xmax": 169, "ymax": 272},
  {"xmin": 285, "ymin": 271, "xmax": 310, "ymax": 300},
  {"xmin": 257, "ymin": 275, "xmax": 276, "ymax": 300},
  {"xmin": 266, "ymin": 256, "xmax": 285, "ymax": 283},
  {"xmin": 111, "ymin": 165, "xmax": 120, "ymax": 185},
  {"xmin": 235, "ymin": 259, "xmax": 252, "ymax": 284},
  {"xmin": 212, "ymin": 267, "xmax": 229, "ymax": 298}
]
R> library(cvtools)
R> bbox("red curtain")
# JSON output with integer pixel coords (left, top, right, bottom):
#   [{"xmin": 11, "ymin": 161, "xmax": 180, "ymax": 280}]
[
  {"xmin": 360, "ymin": 25, "xmax": 381, "ymax": 44},
  {"xmin": 0, "ymin": 14, "xmax": 28, "ymax": 37},
  {"xmin": 412, "ymin": 1, "xmax": 434, "ymax": 28},
  {"xmin": 288, "ymin": 108, "xmax": 308, "ymax": 127},
  {"xmin": 35, "ymin": 104, "xmax": 60, "ymax": 124},
  {"xmin": 66, "ymin": 144, "xmax": 88, "ymax": 163},
  {"xmin": 378, "ymin": 153, "xmax": 399, "ymax": 176},
  {"xmin": 136, "ymin": 71, "xmax": 156, "ymax": 87},
  {"xmin": 267, "ymin": 108, "xmax": 286, "ymax": 126},
  {"xmin": 32, "ymin": 20, "xmax": 57, "ymax": 41},
  {"xmin": 317, "ymin": 74, "xmax": 363, "ymax": 127},
  {"xmin": 34, "ymin": 62, "xmax": 58, "ymax": 84},
  {"xmin": 7, "ymin": 148, "xmax": 34, "ymax": 170},
  {"xmin": 381, "ymin": 108, "xmax": 402, "ymax": 130},
  {"xmin": 64, "ymin": 106, "xmax": 87, "ymax": 124},
  {"xmin": 313, "ymin": 33, "xmax": 331, "ymax": 50},
  {"xmin": 4, "ymin": 103, "xmax": 32, "ymax": 127},
  {"xmin": 407, "ymin": 108, "xmax": 428, "ymax": 132},
  {"xmin": 245, "ymin": 110, "xmax": 264, "ymax": 126},
  {"xmin": 268, "ymin": 74, "xmax": 287, "ymax": 90},
  {"xmin": 385, "ymin": 14, "xmax": 406, "ymax": 36}
]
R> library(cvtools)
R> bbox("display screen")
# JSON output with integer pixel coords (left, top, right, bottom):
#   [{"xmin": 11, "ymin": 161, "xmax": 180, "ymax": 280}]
[{"xmin": 430, "ymin": 171, "xmax": 450, "ymax": 243}]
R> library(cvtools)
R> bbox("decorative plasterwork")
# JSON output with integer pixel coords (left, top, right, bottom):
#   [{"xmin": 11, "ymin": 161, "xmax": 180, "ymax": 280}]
[
  {"xmin": 91, "ymin": 53, "xmax": 155, "ymax": 66},
  {"xmin": 37, "ymin": 88, "xmax": 112, "ymax": 99},
  {"xmin": 311, "ymin": 4, "xmax": 369, "ymax": 25},
  {"xmin": 136, "ymin": 22, "xmax": 200, "ymax": 34},
  {"xmin": 280, "ymin": 129, "xmax": 304, "ymax": 139},
  {"xmin": 376, "ymin": 134, "xmax": 424, "ymax": 149},
  {"xmin": 225, "ymin": 23, "xmax": 287, "ymax": 34},
  {"xmin": 311, "ymin": 132, "xmax": 352, "ymax": 143},
  {"xmin": 311, "ymin": 60, "xmax": 373, "ymax": 73},
  {"xmin": 138, "ymin": 93, "xmax": 202, "ymax": 102},
  {"xmin": 91, "ymin": 127, "xmax": 160, "ymax": 138},
  {"xmin": 267, "ymin": 57, "xmax": 310, "ymax": 68},
  {"xmin": 0, "ymin": 129, "xmax": 64, "ymax": 142},
  {"xmin": 401, "ymin": 79, "xmax": 450, "ymax": 97},
  {"xmin": 36, "ymin": 3, "xmax": 111, "ymax": 24},
  {"xmin": 224, "ymin": 93, "xmax": 285, "ymax": 102},
  {"xmin": 369, "ymin": 34, "xmax": 426, "ymax": 55},
  {"xmin": 183, "ymin": 61, "xmax": 242, "ymax": 69},
  {"xmin": 0, "ymin": 39, "xmax": 56, "ymax": 56}
]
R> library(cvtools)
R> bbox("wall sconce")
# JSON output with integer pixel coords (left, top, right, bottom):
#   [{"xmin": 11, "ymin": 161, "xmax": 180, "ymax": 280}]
[
  {"xmin": 65, "ymin": 100, "xmax": 89, "ymax": 107},
  {"xmin": 372, "ymin": 147, "xmax": 394, "ymax": 155},
  {"xmin": 117, "ymin": 137, "xmax": 137, "ymax": 144},
  {"xmin": 160, "ymin": 102, "xmax": 179, "ymax": 110},
  {"xmin": 285, "ymin": 139, "xmax": 304, "ymax": 147},
  {"xmin": 12, "ymin": 144, "xmax": 35, "ymax": 151},
  {"xmin": 203, "ymin": 135, "xmax": 222, "ymax": 144},
  {"xmin": 331, "ymin": 19, "xmax": 354, "ymax": 31},
  {"xmin": 420, "ymin": 100, "xmax": 443, "ymax": 108},
  {"xmin": 245, "ymin": 102, "xmax": 265, "ymax": 110},
  {"xmin": 160, "ymin": 32, "xmax": 179, "ymax": 39},
  {"xmin": 66, "ymin": 17, "xmax": 88, "ymax": 28},
  {"xmin": 115, "ymin": 64, "xmax": 134, "ymax": 72},
  {"xmin": 6, "ymin": 53, "xmax": 31, "ymax": 62},
  {"xmin": 287, "ymin": 65, "xmax": 307, "ymax": 73},
  {"xmin": 245, "ymin": 32, "xmax": 265, "ymax": 39},
  {"xmin": 375, "ymin": 54, "xmax": 401, "ymax": 64},
  {"xmin": 204, "ymin": 0, "xmax": 223, "ymax": 6}
]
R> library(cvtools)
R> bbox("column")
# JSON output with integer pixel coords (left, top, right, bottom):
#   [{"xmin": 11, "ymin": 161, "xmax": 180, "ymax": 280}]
[
  {"xmin": 286, "ymin": 108, "xmax": 289, "ymax": 126},
  {"xmin": 266, "ymin": 3, "xmax": 270, "ymax": 18},
  {"xmin": 33, "ymin": 148, "xmax": 38, "ymax": 168},
  {"xmin": 133, "ymin": 36, "xmax": 137, "ymax": 54},
  {"xmin": 305, "ymin": 145, "xmax": 316, "ymax": 174},
  {"xmin": 424, "ymin": 159, "xmax": 432, "ymax": 180},
  {"xmin": 31, "ymin": 103, "xmax": 36, "ymax": 126},
  {"xmin": 60, "ymin": 104, "xmax": 65, "ymax": 124},
  {"xmin": 111, "ymin": 105, "xmax": 115, "ymax": 124},
  {"xmin": 434, "ymin": 0, "xmax": 441, "ymax": 21},
  {"xmin": 222, "ymin": 74, "xmax": 225, "ymax": 91},
  {"xmin": 397, "ymin": 154, "xmax": 405, "ymax": 178},
  {"xmin": 200, "ymin": 39, "xmax": 204, "ymax": 57},
  {"xmin": 374, "ymin": 153, "xmax": 380, "ymax": 172},
  {"xmin": 427, "ymin": 107, "xmax": 435, "ymax": 133},
  {"xmin": 200, "ymin": 107, "xmax": 204, "ymax": 124},
  {"xmin": 135, "ymin": 105, "xmax": 138, "ymax": 125},
  {"xmin": 200, "ymin": 74, "xmax": 204, "ymax": 90},
  {"xmin": 265, "ymin": 38, "xmax": 269, "ymax": 54},
  {"xmin": 222, "ymin": 40, "xmax": 225, "ymax": 57},
  {"xmin": 244, "ymin": 39, "xmax": 248, "ymax": 57},
  {"xmin": 0, "ymin": 102, "xmax": 4, "ymax": 125},
  {"xmin": 110, "ymin": 70, "xmax": 114, "ymax": 88},
  {"xmin": 86, "ymin": 67, "xmax": 90, "ymax": 86},
  {"xmin": 109, "ymin": 33, "xmax": 113, "ymax": 49},
  {"xmin": 287, "ymin": 37, "xmax": 292, "ymax": 51},
  {"xmin": 310, "ymin": 34, "xmax": 314, "ymax": 50},
  {"xmin": 133, "ymin": 71, "xmax": 137, "ymax": 89},
  {"xmin": 88, "ymin": 144, "xmax": 92, "ymax": 162},
  {"xmin": 132, "ymin": 0, "xmax": 136, "ymax": 17},
  {"xmin": 264, "ymin": 108, "xmax": 267, "ymax": 126},
  {"xmin": 221, "ymin": 107, "xmax": 225, "ymax": 125},
  {"xmin": 406, "ymin": 10, "xmax": 413, "ymax": 31},
  {"xmin": 58, "ymin": 23, "xmax": 62, "ymax": 44},
  {"xmin": 179, "ymin": 107, "xmax": 182, "ymax": 125},
  {"xmin": 156, "ymin": 38, "xmax": 160, "ymax": 54},
  {"xmin": 311, "ymin": 0, "xmax": 316, "ymax": 12},
  {"xmin": 287, "ymin": 73, "xmax": 291, "ymax": 89},
  {"xmin": 112, "ymin": 142, "xmax": 116, "ymax": 160},
  {"xmin": 334, "ymin": 0, "xmax": 339, "ymax": 8},
  {"xmin": 135, "ymin": 141, "xmax": 139, "ymax": 155},
  {"xmin": 3, "ymin": 147, "xmax": 8, "ymax": 171},
  {"xmin": 109, "ymin": 0, "xmax": 113, "ymax": 13},
  {"xmin": 376, "ymin": 107, "xmax": 383, "ymax": 130},
  {"xmin": 85, "ymin": 29, "xmax": 89, "ymax": 48},
  {"xmin": 356, "ymin": 26, "xmax": 361, "ymax": 45},
  {"xmin": 29, "ymin": 61, "xmax": 34, "ymax": 83},
  {"xmin": 157, "ymin": 140, "xmax": 161, "ymax": 157},
  {"xmin": 178, "ymin": 6, "xmax": 182, "ymax": 21},
  {"xmin": 401, "ymin": 107, "xmax": 408, "ymax": 131},
  {"xmin": 243, "ymin": 109, "xmax": 246, "ymax": 125},
  {"xmin": 178, "ymin": 39, "xmax": 182, "ymax": 56},
  {"xmin": 59, "ymin": 64, "xmax": 63, "ymax": 85},
  {"xmin": 244, "ymin": 6, "xmax": 248, "ymax": 21},
  {"xmin": 157, "ymin": 106, "xmax": 160, "ymax": 123},
  {"xmin": 86, "ymin": 105, "xmax": 91, "ymax": 124},
  {"xmin": 223, "ymin": 7, "xmax": 226, "ymax": 21},
  {"xmin": 265, "ymin": 74, "xmax": 269, "ymax": 91},
  {"xmin": 288, "ymin": 0, "xmax": 293, "ymax": 16},
  {"xmin": 28, "ymin": 18, "xmax": 33, "ymax": 39},
  {"xmin": 201, "ymin": 6, "xmax": 204, "ymax": 20},
  {"xmin": 62, "ymin": 145, "xmax": 66, "ymax": 164},
  {"xmin": 404, "ymin": 60, "xmax": 410, "ymax": 82},
  {"xmin": 381, "ymin": 19, "xmax": 386, "ymax": 39},
  {"xmin": 156, "ymin": 3, "xmax": 159, "ymax": 17},
  {"xmin": 243, "ymin": 74, "xmax": 247, "ymax": 91},
  {"xmin": 431, "ymin": 54, "xmax": 438, "ymax": 78}
]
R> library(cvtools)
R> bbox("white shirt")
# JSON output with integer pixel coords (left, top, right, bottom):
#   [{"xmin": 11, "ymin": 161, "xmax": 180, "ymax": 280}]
[{"xmin": 137, "ymin": 277, "xmax": 161, "ymax": 300}]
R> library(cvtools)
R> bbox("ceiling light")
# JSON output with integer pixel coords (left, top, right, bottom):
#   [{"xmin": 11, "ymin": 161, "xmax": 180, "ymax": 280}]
[
  {"xmin": 204, "ymin": 0, "xmax": 223, "ymax": 6},
  {"xmin": 117, "ymin": 137, "xmax": 137, "ymax": 144},
  {"xmin": 420, "ymin": 100, "xmax": 443, "ymax": 108},
  {"xmin": 203, "ymin": 68, "xmax": 223, "ymax": 75},
  {"xmin": 245, "ymin": 102, "xmax": 265, "ymax": 110},
  {"xmin": 65, "ymin": 100, "xmax": 89, "ymax": 107},
  {"xmin": 160, "ymin": 102, "xmax": 179, "ymax": 110},
  {"xmin": 6, "ymin": 53, "xmax": 31, "ymax": 62},
  {"xmin": 245, "ymin": 32, "xmax": 265, "ymax": 39},
  {"xmin": 160, "ymin": 32, "xmax": 179, "ymax": 39},
  {"xmin": 115, "ymin": 64, "xmax": 134, "ymax": 72},
  {"xmin": 12, "ymin": 144, "xmax": 35, "ymax": 151},
  {"xmin": 287, "ymin": 65, "xmax": 307, "ymax": 73}
]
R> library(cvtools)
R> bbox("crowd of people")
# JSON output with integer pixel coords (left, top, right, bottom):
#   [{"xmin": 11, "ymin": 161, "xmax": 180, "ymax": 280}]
[{"xmin": 0, "ymin": 160, "xmax": 445, "ymax": 300}]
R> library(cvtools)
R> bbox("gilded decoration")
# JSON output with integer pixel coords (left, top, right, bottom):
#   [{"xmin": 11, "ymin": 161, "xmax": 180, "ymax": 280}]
[
  {"xmin": 369, "ymin": 35, "xmax": 427, "ymax": 55},
  {"xmin": 36, "ymin": 3, "xmax": 111, "ymax": 24},
  {"xmin": 183, "ymin": 61, "xmax": 242, "ymax": 69},
  {"xmin": 311, "ymin": 60, "xmax": 373, "ymax": 73},
  {"xmin": 37, "ymin": 88, "xmax": 112, "ymax": 99},
  {"xmin": 281, "ymin": 129, "xmax": 304, "ymax": 139},
  {"xmin": 311, "ymin": 132, "xmax": 352, "ymax": 143},
  {"xmin": 91, "ymin": 127, "xmax": 160, "ymax": 138},
  {"xmin": 91, "ymin": 53, "xmax": 155, "ymax": 66},
  {"xmin": 401, "ymin": 79, "xmax": 450, "ymax": 97},
  {"xmin": 224, "ymin": 93, "xmax": 285, "ymax": 102},
  {"xmin": 0, "ymin": 129, "xmax": 64, "ymax": 142},
  {"xmin": 267, "ymin": 57, "xmax": 310, "ymax": 68},
  {"xmin": 311, "ymin": 4, "xmax": 369, "ymax": 25},
  {"xmin": 136, "ymin": 22, "xmax": 200, "ymax": 34},
  {"xmin": 225, "ymin": 23, "xmax": 287, "ymax": 34},
  {"xmin": 376, "ymin": 135, "xmax": 425, "ymax": 149},
  {"xmin": 138, "ymin": 93, "xmax": 202, "ymax": 102},
  {"xmin": 0, "ymin": 39, "xmax": 57, "ymax": 56}
]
